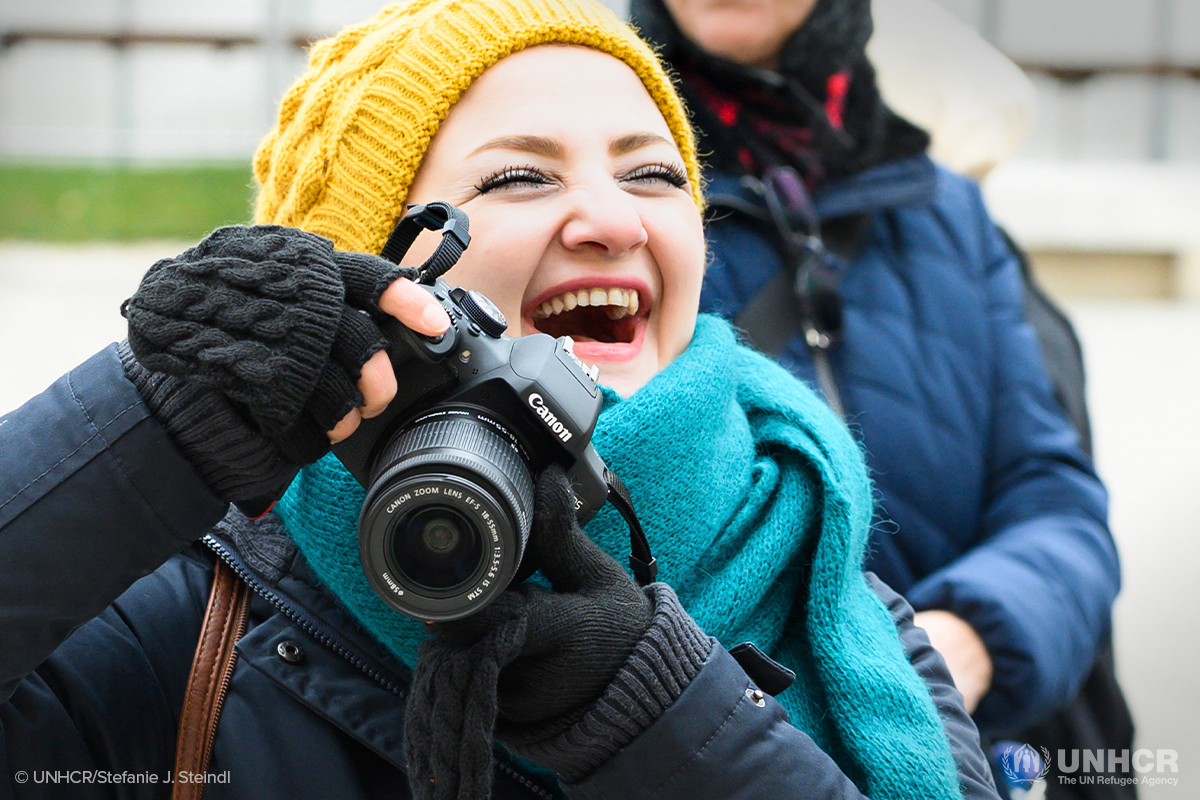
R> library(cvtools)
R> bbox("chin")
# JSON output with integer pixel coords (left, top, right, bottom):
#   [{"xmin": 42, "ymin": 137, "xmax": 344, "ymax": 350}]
[{"xmin": 593, "ymin": 361, "xmax": 656, "ymax": 398}]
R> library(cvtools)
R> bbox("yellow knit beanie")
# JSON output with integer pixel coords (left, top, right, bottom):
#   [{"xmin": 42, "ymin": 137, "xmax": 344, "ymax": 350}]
[{"xmin": 252, "ymin": 0, "xmax": 701, "ymax": 255}]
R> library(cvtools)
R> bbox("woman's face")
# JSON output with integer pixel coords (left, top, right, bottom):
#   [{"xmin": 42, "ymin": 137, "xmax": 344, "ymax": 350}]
[
  {"xmin": 403, "ymin": 45, "xmax": 705, "ymax": 397},
  {"xmin": 661, "ymin": 0, "xmax": 819, "ymax": 69}
]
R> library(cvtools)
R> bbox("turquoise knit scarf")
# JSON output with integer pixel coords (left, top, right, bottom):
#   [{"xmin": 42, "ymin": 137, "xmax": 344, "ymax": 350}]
[{"xmin": 276, "ymin": 314, "xmax": 962, "ymax": 800}]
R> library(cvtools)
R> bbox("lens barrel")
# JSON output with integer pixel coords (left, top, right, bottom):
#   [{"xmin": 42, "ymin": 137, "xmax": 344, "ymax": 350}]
[{"xmin": 358, "ymin": 409, "xmax": 534, "ymax": 621}]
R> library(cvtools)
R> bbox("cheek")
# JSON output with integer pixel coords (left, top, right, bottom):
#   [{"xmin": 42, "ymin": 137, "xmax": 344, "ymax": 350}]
[
  {"xmin": 653, "ymin": 210, "xmax": 706, "ymax": 308},
  {"xmin": 439, "ymin": 211, "xmax": 551, "ymax": 328},
  {"xmin": 442, "ymin": 248, "xmax": 525, "ymax": 327},
  {"xmin": 648, "ymin": 209, "xmax": 705, "ymax": 354},
  {"xmin": 784, "ymin": 0, "xmax": 820, "ymax": 28}
]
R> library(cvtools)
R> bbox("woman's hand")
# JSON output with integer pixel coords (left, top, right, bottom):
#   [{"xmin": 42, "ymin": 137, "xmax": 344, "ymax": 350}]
[
  {"xmin": 120, "ymin": 225, "xmax": 450, "ymax": 507},
  {"xmin": 403, "ymin": 465, "xmax": 678, "ymax": 800},
  {"xmin": 913, "ymin": 609, "xmax": 993, "ymax": 713},
  {"xmin": 327, "ymin": 278, "xmax": 449, "ymax": 442}
]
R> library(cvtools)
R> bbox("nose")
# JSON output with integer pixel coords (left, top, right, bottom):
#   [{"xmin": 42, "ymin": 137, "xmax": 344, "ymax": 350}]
[{"xmin": 558, "ymin": 180, "xmax": 649, "ymax": 258}]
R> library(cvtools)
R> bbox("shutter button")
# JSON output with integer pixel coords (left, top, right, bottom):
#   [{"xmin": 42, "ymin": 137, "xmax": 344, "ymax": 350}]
[
  {"xmin": 277, "ymin": 641, "xmax": 305, "ymax": 664},
  {"xmin": 745, "ymin": 687, "xmax": 766, "ymax": 707}
]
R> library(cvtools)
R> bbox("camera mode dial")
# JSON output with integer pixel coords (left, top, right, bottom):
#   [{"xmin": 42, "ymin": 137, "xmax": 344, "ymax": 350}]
[{"xmin": 457, "ymin": 289, "xmax": 507, "ymax": 338}]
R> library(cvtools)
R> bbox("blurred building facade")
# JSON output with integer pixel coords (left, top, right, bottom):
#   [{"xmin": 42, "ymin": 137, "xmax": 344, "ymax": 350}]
[
  {"xmin": 4, "ymin": 0, "xmax": 1197, "ymax": 163},
  {"xmin": 0, "ymin": 0, "xmax": 382, "ymax": 162},
  {"xmin": 927, "ymin": 0, "xmax": 1200, "ymax": 301},
  {"xmin": 2, "ymin": 0, "xmax": 1198, "ymax": 297},
  {"xmin": 936, "ymin": 0, "xmax": 1199, "ymax": 162}
]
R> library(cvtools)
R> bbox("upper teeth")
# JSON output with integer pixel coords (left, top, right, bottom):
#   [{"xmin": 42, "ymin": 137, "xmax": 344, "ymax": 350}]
[{"xmin": 532, "ymin": 287, "xmax": 641, "ymax": 320}]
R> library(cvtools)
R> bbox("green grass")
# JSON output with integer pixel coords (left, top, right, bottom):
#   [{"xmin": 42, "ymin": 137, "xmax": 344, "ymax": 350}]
[{"xmin": 0, "ymin": 164, "xmax": 256, "ymax": 241}]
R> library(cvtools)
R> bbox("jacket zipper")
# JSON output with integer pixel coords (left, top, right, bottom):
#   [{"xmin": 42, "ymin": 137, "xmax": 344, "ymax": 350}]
[
  {"xmin": 203, "ymin": 535, "xmax": 553, "ymax": 799},
  {"xmin": 495, "ymin": 759, "xmax": 560, "ymax": 800},
  {"xmin": 202, "ymin": 534, "xmax": 404, "ymax": 697}
]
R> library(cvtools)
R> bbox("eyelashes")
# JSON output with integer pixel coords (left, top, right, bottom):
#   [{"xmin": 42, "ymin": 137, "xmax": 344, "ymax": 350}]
[
  {"xmin": 620, "ymin": 162, "xmax": 688, "ymax": 188},
  {"xmin": 474, "ymin": 165, "xmax": 550, "ymax": 194},
  {"xmin": 474, "ymin": 162, "xmax": 689, "ymax": 194}
]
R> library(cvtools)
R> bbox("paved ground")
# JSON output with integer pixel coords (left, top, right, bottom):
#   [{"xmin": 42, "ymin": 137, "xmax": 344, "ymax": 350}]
[
  {"xmin": 2, "ymin": 242, "xmax": 1197, "ymax": 796},
  {"xmin": 0, "ymin": 241, "xmax": 187, "ymax": 410}
]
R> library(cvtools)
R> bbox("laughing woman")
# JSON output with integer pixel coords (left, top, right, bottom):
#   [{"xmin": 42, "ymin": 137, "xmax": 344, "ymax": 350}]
[{"xmin": 0, "ymin": 1, "xmax": 996, "ymax": 799}]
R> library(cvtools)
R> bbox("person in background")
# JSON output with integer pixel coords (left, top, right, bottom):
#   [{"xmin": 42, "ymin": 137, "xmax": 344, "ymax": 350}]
[{"xmin": 631, "ymin": 0, "xmax": 1119, "ymax": 750}]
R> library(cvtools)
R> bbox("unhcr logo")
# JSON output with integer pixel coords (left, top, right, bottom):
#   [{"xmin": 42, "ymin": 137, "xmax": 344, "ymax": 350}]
[
  {"xmin": 997, "ymin": 742, "xmax": 1181, "ymax": 790},
  {"xmin": 1000, "ymin": 743, "xmax": 1052, "ymax": 786}
]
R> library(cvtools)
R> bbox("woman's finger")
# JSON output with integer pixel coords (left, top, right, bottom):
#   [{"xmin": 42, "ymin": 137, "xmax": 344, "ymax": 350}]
[
  {"xmin": 327, "ymin": 407, "xmax": 363, "ymax": 443},
  {"xmin": 378, "ymin": 277, "xmax": 451, "ymax": 336},
  {"xmin": 358, "ymin": 350, "xmax": 397, "ymax": 419}
]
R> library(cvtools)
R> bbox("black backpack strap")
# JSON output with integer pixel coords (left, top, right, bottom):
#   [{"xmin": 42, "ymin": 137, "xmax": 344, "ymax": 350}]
[
  {"xmin": 998, "ymin": 227, "xmax": 1094, "ymax": 456},
  {"xmin": 730, "ymin": 213, "xmax": 869, "ymax": 352},
  {"xmin": 733, "ymin": 264, "xmax": 801, "ymax": 356}
]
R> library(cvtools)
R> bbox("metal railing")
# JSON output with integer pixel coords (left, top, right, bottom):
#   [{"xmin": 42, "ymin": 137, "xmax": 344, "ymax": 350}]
[
  {"xmin": 0, "ymin": 30, "xmax": 317, "ymax": 50},
  {"xmin": 4, "ymin": 29, "xmax": 1200, "ymax": 82},
  {"xmin": 1017, "ymin": 61, "xmax": 1200, "ymax": 82}
]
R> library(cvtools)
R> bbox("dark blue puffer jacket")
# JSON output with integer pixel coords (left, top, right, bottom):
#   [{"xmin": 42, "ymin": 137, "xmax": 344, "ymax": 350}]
[{"xmin": 699, "ymin": 154, "xmax": 1120, "ymax": 735}]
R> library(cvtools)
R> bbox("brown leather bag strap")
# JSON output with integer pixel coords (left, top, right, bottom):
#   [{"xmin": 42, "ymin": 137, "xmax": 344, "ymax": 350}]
[{"xmin": 173, "ymin": 557, "xmax": 251, "ymax": 800}]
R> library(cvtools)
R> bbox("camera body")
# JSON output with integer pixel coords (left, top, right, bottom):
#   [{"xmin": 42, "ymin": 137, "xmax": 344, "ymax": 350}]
[{"xmin": 332, "ymin": 277, "xmax": 610, "ymax": 622}]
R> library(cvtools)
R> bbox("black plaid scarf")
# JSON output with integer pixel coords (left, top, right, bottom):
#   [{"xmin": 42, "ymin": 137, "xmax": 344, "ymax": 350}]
[{"xmin": 631, "ymin": 0, "xmax": 929, "ymax": 189}]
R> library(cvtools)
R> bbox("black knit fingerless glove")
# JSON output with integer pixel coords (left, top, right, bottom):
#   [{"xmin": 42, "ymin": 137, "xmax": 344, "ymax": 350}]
[{"xmin": 121, "ymin": 225, "xmax": 412, "ymax": 505}]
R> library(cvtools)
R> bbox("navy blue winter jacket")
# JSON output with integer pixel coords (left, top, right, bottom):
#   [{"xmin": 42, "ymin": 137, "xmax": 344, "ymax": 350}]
[
  {"xmin": 699, "ymin": 154, "xmax": 1120, "ymax": 735},
  {"xmin": 0, "ymin": 345, "xmax": 999, "ymax": 799}
]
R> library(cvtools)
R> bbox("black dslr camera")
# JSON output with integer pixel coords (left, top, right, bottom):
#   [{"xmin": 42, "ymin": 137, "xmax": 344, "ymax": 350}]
[{"xmin": 332, "ymin": 202, "xmax": 654, "ymax": 622}]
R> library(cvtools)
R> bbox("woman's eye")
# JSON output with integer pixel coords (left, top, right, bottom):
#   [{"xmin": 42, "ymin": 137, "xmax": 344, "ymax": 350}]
[
  {"xmin": 475, "ymin": 166, "xmax": 553, "ymax": 193},
  {"xmin": 620, "ymin": 162, "xmax": 688, "ymax": 188}
]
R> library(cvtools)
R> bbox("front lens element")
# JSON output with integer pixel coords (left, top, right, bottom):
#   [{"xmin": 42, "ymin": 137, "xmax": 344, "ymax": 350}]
[
  {"xmin": 422, "ymin": 517, "xmax": 459, "ymax": 553},
  {"xmin": 391, "ymin": 507, "xmax": 482, "ymax": 591}
]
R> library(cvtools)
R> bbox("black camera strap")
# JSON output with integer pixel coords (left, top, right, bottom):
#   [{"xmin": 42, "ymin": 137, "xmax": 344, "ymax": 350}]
[
  {"xmin": 603, "ymin": 469, "xmax": 658, "ymax": 586},
  {"xmin": 379, "ymin": 202, "xmax": 471, "ymax": 282}
]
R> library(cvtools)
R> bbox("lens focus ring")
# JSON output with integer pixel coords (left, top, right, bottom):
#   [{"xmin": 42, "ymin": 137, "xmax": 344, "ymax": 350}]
[{"xmin": 372, "ymin": 414, "xmax": 534, "ymax": 544}]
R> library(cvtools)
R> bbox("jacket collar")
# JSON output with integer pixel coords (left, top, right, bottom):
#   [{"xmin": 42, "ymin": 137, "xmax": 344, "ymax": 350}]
[
  {"xmin": 209, "ymin": 509, "xmax": 410, "ymax": 681},
  {"xmin": 704, "ymin": 153, "xmax": 939, "ymax": 221}
]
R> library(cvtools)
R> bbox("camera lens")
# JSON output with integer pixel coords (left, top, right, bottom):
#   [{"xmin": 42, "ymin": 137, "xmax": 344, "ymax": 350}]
[
  {"xmin": 390, "ymin": 507, "xmax": 482, "ymax": 591},
  {"xmin": 358, "ymin": 408, "xmax": 534, "ymax": 621}
]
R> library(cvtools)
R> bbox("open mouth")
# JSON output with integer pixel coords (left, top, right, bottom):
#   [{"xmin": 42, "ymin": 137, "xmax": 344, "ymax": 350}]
[{"xmin": 528, "ymin": 286, "xmax": 646, "ymax": 345}]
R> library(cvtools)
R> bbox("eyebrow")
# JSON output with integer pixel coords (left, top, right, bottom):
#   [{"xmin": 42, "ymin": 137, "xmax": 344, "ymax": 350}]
[
  {"xmin": 469, "ymin": 135, "xmax": 564, "ymax": 159},
  {"xmin": 467, "ymin": 132, "xmax": 675, "ymax": 159},
  {"xmin": 609, "ymin": 132, "xmax": 673, "ymax": 156}
]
